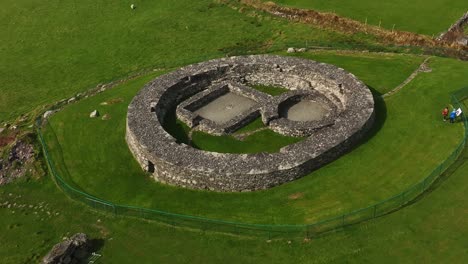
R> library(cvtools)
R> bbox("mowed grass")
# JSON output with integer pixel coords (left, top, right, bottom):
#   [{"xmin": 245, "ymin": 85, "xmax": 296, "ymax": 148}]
[
  {"xmin": 161, "ymin": 96, "xmax": 304, "ymax": 154},
  {"xmin": 286, "ymin": 50, "xmax": 425, "ymax": 95},
  {"xmin": 270, "ymin": 0, "xmax": 467, "ymax": 35},
  {"xmin": 234, "ymin": 117, "xmax": 266, "ymax": 134},
  {"xmin": 0, "ymin": 0, "xmax": 384, "ymax": 122},
  {"xmin": 2, "ymin": 113, "xmax": 468, "ymax": 263},
  {"xmin": 43, "ymin": 52, "xmax": 466, "ymax": 225},
  {"xmin": 191, "ymin": 130, "xmax": 304, "ymax": 153},
  {"xmin": 251, "ymin": 84, "xmax": 289, "ymax": 96}
]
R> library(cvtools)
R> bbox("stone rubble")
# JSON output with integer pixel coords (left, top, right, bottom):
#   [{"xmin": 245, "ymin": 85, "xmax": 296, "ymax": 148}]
[
  {"xmin": 42, "ymin": 233, "xmax": 90, "ymax": 264},
  {"xmin": 89, "ymin": 110, "xmax": 99, "ymax": 118}
]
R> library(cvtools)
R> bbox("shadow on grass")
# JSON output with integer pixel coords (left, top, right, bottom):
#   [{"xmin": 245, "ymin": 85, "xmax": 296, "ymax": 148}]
[
  {"xmin": 357, "ymin": 86, "xmax": 387, "ymax": 146},
  {"xmin": 77, "ymin": 238, "xmax": 105, "ymax": 264}
]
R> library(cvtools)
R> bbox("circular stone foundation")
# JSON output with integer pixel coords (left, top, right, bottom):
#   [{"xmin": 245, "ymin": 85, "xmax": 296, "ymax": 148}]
[
  {"xmin": 126, "ymin": 55, "xmax": 375, "ymax": 192},
  {"xmin": 280, "ymin": 100, "xmax": 329, "ymax": 122}
]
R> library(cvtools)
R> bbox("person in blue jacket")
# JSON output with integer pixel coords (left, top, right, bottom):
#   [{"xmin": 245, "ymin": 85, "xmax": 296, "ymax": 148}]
[{"xmin": 449, "ymin": 109, "xmax": 457, "ymax": 123}]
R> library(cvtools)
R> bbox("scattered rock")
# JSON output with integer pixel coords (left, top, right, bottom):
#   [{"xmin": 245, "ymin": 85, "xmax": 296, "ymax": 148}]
[
  {"xmin": 457, "ymin": 37, "xmax": 468, "ymax": 46},
  {"xmin": 0, "ymin": 127, "xmax": 4, "ymax": 134},
  {"xmin": 0, "ymin": 140, "xmax": 35, "ymax": 185},
  {"xmin": 98, "ymin": 84, "xmax": 107, "ymax": 92},
  {"xmin": 101, "ymin": 114, "xmax": 111, "ymax": 121},
  {"xmin": 42, "ymin": 233, "xmax": 91, "ymax": 264},
  {"xmin": 67, "ymin": 97, "xmax": 76, "ymax": 104},
  {"xmin": 19, "ymin": 115, "xmax": 28, "ymax": 122},
  {"xmin": 43, "ymin": 111, "xmax": 54, "ymax": 120},
  {"xmin": 286, "ymin": 47, "xmax": 295, "ymax": 53},
  {"xmin": 100, "ymin": 98, "xmax": 123, "ymax": 106},
  {"xmin": 288, "ymin": 192, "xmax": 304, "ymax": 200},
  {"xmin": 297, "ymin": 48, "xmax": 307, "ymax": 52},
  {"xmin": 419, "ymin": 63, "xmax": 432, "ymax": 73},
  {"xmin": 89, "ymin": 110, "xmax": 99, "ymax": 118}
]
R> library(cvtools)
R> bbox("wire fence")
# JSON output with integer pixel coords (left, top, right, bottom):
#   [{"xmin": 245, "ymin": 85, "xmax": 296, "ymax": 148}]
[{"xmin": 36, "ymin": 85, "xmax": 468, "ymax": 239}]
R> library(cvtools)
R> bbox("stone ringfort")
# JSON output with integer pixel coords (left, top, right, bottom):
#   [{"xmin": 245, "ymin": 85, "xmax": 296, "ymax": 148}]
[{"xmin": 126, "ymin": 55, "xmax": 375, "ymax": 192}]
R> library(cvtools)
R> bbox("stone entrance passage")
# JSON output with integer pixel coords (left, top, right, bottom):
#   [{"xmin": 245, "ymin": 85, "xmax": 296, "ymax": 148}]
[{"xmin": 194, "ymin": 92, "xmax": 256, "ymax": 124}]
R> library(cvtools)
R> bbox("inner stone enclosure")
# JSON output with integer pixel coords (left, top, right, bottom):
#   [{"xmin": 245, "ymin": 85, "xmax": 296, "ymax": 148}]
[
  {"xmin": 194, "ymin": 92, "xmax": 255, "ymax": 124},
  {"xmin": 126, "ymin": 55, "xmax": 375, "ymax": 192}
]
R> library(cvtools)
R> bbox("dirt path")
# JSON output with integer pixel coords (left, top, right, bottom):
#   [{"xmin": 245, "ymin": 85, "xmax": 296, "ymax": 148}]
[{"xmin": 382, "ymin": 57, "xmax": 432, "ymax": 98}]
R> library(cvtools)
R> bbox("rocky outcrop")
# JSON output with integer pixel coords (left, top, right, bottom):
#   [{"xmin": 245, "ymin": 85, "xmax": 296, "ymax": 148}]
[
  {"xmin": 42, "ymin": 233, "xmax": 90, "ymax": 264},
  {"xmin": 0, "ymin": 140, "xmax": 35, "ymax": 185}
]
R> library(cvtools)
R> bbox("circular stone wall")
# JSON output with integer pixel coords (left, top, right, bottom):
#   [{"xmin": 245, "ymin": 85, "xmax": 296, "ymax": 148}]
[{"xmin": 126, "ymin": 55, "xmax": 375, "ymax": 192}]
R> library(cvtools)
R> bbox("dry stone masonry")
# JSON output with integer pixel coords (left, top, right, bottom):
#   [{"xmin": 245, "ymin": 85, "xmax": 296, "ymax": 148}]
[{"xmin": 126, "ymin": 55, "xmax": 374, "ymax": 192}]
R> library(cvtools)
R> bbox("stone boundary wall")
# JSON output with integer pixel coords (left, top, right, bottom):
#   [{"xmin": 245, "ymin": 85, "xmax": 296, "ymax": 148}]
[{"xmin": 126, "ymin": 55, "xmax": 374, "ymax": 192}]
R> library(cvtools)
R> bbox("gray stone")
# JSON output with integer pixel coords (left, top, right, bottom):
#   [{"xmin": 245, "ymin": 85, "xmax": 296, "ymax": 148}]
[
  {"xmin": 457, "ymin": 37, "xmax": 468, "ymax": 46},
  {"xmin": 286, "ymin": 47, "xmax": 295, "ymax": 53},
  {"xmin": 42, "ymin": 233, "xmax": 90, "ymax": 264},
  {"xmin": 67, "ymin": 97, "xmax": 76, "ymax": 104},
  {"xmin": 89, "ymin": 110, "xmax": 99, "ymax": 118},
  {"xmin": 43, "ymin": 110, "xmax": 54, "ymax": 119},
  {"xmin": 126, "ymin": 55, "xmax": 374, "ymax": 192}
]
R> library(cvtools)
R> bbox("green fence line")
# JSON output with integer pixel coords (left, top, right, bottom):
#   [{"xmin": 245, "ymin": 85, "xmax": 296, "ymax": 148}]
[{"xmin": 36, "ymin": 87, "xmax": 468, "ymax": 239}]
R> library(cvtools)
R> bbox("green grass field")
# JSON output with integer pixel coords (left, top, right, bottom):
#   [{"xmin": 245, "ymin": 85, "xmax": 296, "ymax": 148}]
[
  {"xmin": 270, "ymin": 0, "xmax": 467, "ymax": 35},
  {"xmin": 2, "ymin": 0, "xmax": 468, "ymax": 263},
  {"xmin": 2, "ymin": 111, "xmax": 468, "ymax": 263},
  {"xmin": 0, "ymin": 0, "xmax": 387, "ymax": 122},
  {"xmin": 41, "ymin": 52, "xmax": 466, "ymax": 226}
]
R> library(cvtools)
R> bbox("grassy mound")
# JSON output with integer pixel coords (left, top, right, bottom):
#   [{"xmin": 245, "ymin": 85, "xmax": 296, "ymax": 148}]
[
  {"xmin": 1, "ymin": 141, "xmax": 468, "ymax": 263},
  {"xmin": 1, "ymin": 56, "xmax": 467, "ymax": 262},
  {"xmin": 41, "ymin": 52, "xmax": 466, "ymax": 225}
]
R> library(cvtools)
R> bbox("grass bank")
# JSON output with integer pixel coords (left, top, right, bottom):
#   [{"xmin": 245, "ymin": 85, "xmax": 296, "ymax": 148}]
[
  {"xmin": 270, "ymin": 0, "xmax": 467, "ymax": 35},
  {"xmin": 0, "ymin": 0, "xmax": 387, "ymax": 122},
  {"xmin": 42, "ymin": 52, "xmax": 466, "ymax": 225}
]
